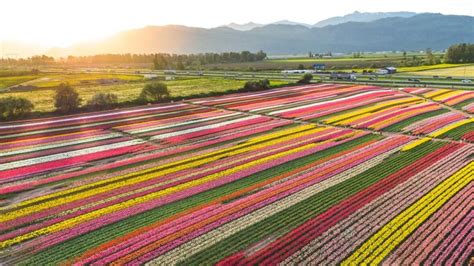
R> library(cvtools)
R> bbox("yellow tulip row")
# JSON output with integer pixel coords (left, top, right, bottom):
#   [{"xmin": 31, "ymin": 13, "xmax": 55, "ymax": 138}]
[
  {"xmin": 423, "ymin": 89, "xmax": 450, "ymax": 99},
  {"xmin": 428, "ymin": 118, "xmax": 473, "ymax": 138},
  {"xmin": 324, "ymin": 98, "xmax": 422, "ymax": 125},
  {"xmin": 369, "ymin": 104, "xmax": 439, "ymax": 130},
  {"xmin": 342, "ymin": 162, "xmax": 473, "ymax": 265},
  {"xmin": 431, "ymin": 90, "xmax": 464, "ymax": 102},
  {"xmin": 400, "ymin": 138, "xmax": 431, "ymax": 151},
  {"xmin": 1, "ymin": 125, "xmax": 321, "ymax": 222},
  {"xmin": 401, "ymin": 118, "xmax": 473, "ymax": 151}
]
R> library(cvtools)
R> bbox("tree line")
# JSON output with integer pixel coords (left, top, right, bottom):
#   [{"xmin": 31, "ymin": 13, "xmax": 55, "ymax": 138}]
[
  {"xmin": 0, "ymin": 51, "xmax": 267, "ymax": 67},
  {"xmin": 444, "ymin": 43, "xmax": 474, "ymax": 63},
  {"xmin": 152, "ymin": 51, "xmax": 267, "ymax": 69}
]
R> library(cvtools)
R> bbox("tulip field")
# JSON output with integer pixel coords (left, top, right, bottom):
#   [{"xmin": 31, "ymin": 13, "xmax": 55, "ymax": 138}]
[{"xmin": 0, "ymin": 83, "xmax": 472, "ymax": 265}]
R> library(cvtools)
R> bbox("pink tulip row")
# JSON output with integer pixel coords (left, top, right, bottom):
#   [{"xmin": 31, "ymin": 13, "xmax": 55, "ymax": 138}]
[
  {"xmin": 0, "ymin": 103, "xmax": 192, "ymax": 136},
  {"xmin": 222, "ymin": 86, "xmax": 373, "ymax": 112},
  {"xmin": 191, "ymin": 83, "xmax": 342, "ymax": 106},
  {"xmin": 277, "ymin": 91, "xmax": 399, "ymax": 119},
  {"xmin": 400, "ymin": 87, "xmax": 431, "ymax": 95},
  {"xmin": 412, "ymin": 113, "xmax": 466, "ymax": 135},
  {"xmin": 386, "ymin": 181, "xmax": 473, "ymax": 265},
  {"xmin": 425, "ymin": 207, "xmax": 473, "ymax": 265},
  {"xmin": 0, "ymin": 142, "xmax": 148, "ymax": 182},
  {"xmin": 352, "ymin": 103, "xmax": 439, "ymax": 129},
  {"xmin": 463, "ymin": 102, "xmax": 474, "ymax": 113}
]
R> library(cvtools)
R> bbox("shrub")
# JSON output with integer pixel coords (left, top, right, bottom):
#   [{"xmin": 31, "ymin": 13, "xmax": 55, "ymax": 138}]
[
  {"xmin": 0, "ymin": 96, "xmax": 34, "ymax": 120},
  {"xmin": 87, "ymin": 93, "xmax": 118, "ymax": 110},
  {"xmin": 241, "ymin": 79, "xmax": 270, "ymax": 92},
  {"xmin": 138, "ymin": 82, "xmax": 170, "ymax": 103},
  {"xmin": 298, "ymin": 73, "xmax": 313, "ymax": 84},
  {"xmin": 54, "ymin": 83, "xmax": 81, "ymax": 113}
]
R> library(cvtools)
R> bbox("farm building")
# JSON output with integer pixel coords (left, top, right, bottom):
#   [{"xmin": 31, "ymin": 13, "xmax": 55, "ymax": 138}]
[
  {"xmin": 385, "ymin": 67, "xmax": 397, "ymax": 74},
  {"xmin": 376, "ymin": 69, "xmax": 389, "ymax": 75},
  {"xmin": 313, "ymin": 64, "xmax": 326, "ymax": 70},
  {"xmin": 144, "ymin": 74, "xmax": 159, "ymax": 79}
]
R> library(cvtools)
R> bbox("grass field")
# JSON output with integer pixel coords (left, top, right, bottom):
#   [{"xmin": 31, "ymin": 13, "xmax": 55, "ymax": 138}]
[
  {"xmin": 0, "ymin": 77, "xmax": 288, "ymax": 112},
  {"xmin": 21, "ymin": 73, "xmax": 144, "ymax": 87},
  {"xmin": 0, "ymin": 72, "xmax": 145, "ymax": 90},
  {"xmin": 0, "ymin": 75, "xmax": 43, "ymax": 89},
  {"xmin": 405, "ymin": 64, "xmax": 474, "ymax": 77}
]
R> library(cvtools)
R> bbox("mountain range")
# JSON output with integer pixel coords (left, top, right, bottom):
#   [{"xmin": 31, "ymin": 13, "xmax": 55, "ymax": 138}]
[
  {"xmin": 225, "ymin": 11, "xmax": 418, "ymax": 30},
  {"xmin": 3, "ymin": 12, "xmax": 474, "ymax": 57}
]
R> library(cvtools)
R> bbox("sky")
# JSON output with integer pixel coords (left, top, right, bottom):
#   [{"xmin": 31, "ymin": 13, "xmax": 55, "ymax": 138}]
[{"xmin": 0, "ymin": 0, "xmax": 473, "ymax": 47}]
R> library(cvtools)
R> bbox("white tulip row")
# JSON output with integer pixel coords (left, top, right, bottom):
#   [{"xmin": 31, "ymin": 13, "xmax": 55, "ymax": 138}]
[
  {"xmin": 0, "ymin": 132, "xmax": 123, "ymax": 157},
  {"xmin": 0, "ymin": 108, "xmax": 193, "ymax": 140},
  {"xmin": 0, "ymin": 139, "xmax": 145, "ymax": 171},
  {"xmin": 127, "ymin": 113, "xmax": 238, "ymax": 134},
  {"xmin": 191, "ymin": 84, "xmax": 342, "ymax": 105},
  {"xmin": 0, "ymin": 104, "xmax": 187, "ymax": 130}
]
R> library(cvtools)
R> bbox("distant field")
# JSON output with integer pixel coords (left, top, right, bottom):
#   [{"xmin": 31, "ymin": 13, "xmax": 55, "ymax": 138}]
[
  {"xmin": 0, "ymin": 77, "xmax": 288, "ymax": 112},
  {"xmin": 0, "ymin": 75, "xmax": 41, "ymax": 89},
  {"xmin": 405, "ymin": 65, "xmax": 474, "ymax": 77},
  {"xmin": 23, "ymin": 73, "xmax": 144, "ymax": 87},
  {"xmin": 0, "ymin": 72, "xmax": 144, "ymax": 89},
  {"xmin": 206, "ymin": 54, "xmax": 447, "ymax": 71}
]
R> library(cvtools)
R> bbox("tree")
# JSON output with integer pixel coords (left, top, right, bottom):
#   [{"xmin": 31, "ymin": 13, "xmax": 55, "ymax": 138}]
[
  {"xmin": 298, "ymin": 73, "xmax": 313, "ymax": 84},
  {"xmin": 176, "ymin": 60, "xmax": 185, "ymax": 70},
  {"xmin": 54, "ymin": 83, "xmax": 81, "ymax": 113},
  {"xmin": 153, "ymin": 54, "xmax": 169, "ymax": 70},
  {"xmin": 445, "ymin": 43, "xmax": 474, "ymax": 63},
  {"xmin": 87, "ymin": 93, "xmax": 118, "ymax": 110},
  {"xmin": 425, "ymin": 48, "xmax": 435, "ymax": 65},
  {"xmin": 297, "ymin": 64, "xmax": 305, "ymax": 70},
  {"xmin": 139, "ymin": 82, "xmax": 170, "ymax": 103},
  {"xmin": 241, "ymin": 79, "xmax": 270, "ymax": 92},
  {"xmin": 0, "ymin": 97, "xmax": 34, "ymax": 120}
]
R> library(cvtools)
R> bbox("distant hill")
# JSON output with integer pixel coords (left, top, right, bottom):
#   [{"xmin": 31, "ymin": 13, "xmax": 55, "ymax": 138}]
[
  {"xmin": 270, "ymin": 20, "xmax": 312, "ymax": 28},
  {"xmin": 313, "ymin": 11, "xmax": 417, "ymax": 27},
  {"xmin": 223, "ymin": 20, "xmax": 311, "ymax": 31},
  {"xmin": 225, "ymin": 22, "xmax": 264, "ymax": 31},
  {"xmin": 48, "ymin": 13, "xmax": 474, "ymax": 56}
]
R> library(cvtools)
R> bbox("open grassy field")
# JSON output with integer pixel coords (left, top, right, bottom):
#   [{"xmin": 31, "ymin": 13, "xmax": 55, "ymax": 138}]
[
  {"xmin": 405, "ymin": 64, "xmax": 474, "ymax": 77},
  {"xmin": 0, "ymin": 72, "xmax": 145, "ymax": 89},
  {"xmin": 205, "ymin": 52, "xmax": 446, "ymax": 70},
  {"xmin": 0, "ymin": 77, "xmax": 288, "ymax": 112},
  {"xmin": 20, "ymin": 73, "xmax": 144, "ymax": 87},
  {"xmin": 0, "ymin": 75, "xmax": 42, "ymax": 89},
  {"xmin": 0, "ymin": 83, "xmax": 472, "ymax": 265}
]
